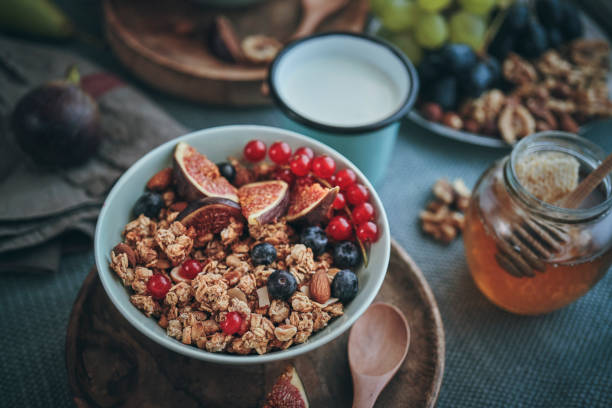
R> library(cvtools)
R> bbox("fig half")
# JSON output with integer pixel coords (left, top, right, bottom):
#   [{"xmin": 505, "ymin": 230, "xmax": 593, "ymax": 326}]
[
  {"xmin": 237, "ymin": 180, "xmax": 289, "ymax": 225},
  {"xmin": 177, "ymin": 197, "xmax": 243, "ymax": 236},
  {"xmin": 287, "ymin": 183, "xmax": 339, "ymax": 225},
  {"xmin": 264, "ymin": 365, "xmax": 309, "ymax": 408},
  {"xmin": 173, "ymin": 142, "xmax": 238, "ymax": 202}
]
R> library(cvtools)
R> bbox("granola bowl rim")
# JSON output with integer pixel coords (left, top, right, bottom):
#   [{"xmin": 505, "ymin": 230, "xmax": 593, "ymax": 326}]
[{"xmin": 94, "ymin": 124, "xmax": 391, "ymax": 365}]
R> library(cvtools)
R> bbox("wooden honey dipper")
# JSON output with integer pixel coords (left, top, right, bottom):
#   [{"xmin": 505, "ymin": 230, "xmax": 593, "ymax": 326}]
[{"xmin": 496, "ymin": 152, "xmax": 612, "ymax": 278}]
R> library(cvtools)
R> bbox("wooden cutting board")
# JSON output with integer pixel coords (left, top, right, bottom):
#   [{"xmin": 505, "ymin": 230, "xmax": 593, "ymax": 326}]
[
  {"xmin": 103, "ymin": 0, "xmax": 369, "ymax": 106},
  {"xmin": 65, "ymin": 239, "xmax": 444, "ymax": 407}
]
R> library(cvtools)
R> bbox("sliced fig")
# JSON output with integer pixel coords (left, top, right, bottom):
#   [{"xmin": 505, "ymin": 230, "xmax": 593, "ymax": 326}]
[
  {"xmin": 173, "ymin": 142, "xmax": 238, "ymax": 202},
  {"xmin": 177, "ymin": 197, "xmax": 243, "ymax": 237},
  {"xmin": 264, "ymin": 365, "xmax": 309, "ymax": 408},
  {"xmin": 287, "ymin": 183, "xmax": 339, "ymax": 225},
  {"xmin": 237, "ymin": 180, "xmax": 289, "ymax": 225}
]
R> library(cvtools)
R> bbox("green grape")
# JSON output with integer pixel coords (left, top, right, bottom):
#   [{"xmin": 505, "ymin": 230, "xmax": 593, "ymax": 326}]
[
  {"xmin": 370, "ymin": 0, "xmax": 388, "ymax": 15},
  {"xmin": 449, "ymin": 11, "xmax": 486, "ymax": 50},
  {"xmin": 458, "ymin": 0, "xmax": 497, "ymax": 15},
  {"xmin": 417, "ymin": 0, "xmax": 452, "ymax": 13},
  {"xmin": 379, "ymin": 0, "xmax": 418, "ymax": 32},
  {"xmin": 389, "ymin": 33, "xmax": 423, "ymax": 64},
  {"xmin": 415, "ymin": 13, "xmax": 448, "ymax": 49}
]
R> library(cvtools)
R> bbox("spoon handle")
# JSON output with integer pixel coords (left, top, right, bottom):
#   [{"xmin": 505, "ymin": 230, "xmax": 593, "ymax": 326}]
[
  {"xmin": 558, "ymin": 153, "xmax": 612, "ymax": 209},
  {"xmin": 352, "ymin": 373, "xmax": 387, "ymax": 408}
]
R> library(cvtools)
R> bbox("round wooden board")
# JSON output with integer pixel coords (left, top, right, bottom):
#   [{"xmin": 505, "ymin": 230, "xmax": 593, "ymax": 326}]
[
  {"xmin": 66, "ymin": 239, "xmax": 444, "ymax": 407},
  {"xmin": 103, "ymin": 0, "xmax": 369, "ymax": 106}
]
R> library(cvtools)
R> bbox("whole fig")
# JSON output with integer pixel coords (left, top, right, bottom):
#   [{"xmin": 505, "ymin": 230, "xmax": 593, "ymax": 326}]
[{"xmin": 11, "ymin": 65, "xmax": 101, "ymax": 167}]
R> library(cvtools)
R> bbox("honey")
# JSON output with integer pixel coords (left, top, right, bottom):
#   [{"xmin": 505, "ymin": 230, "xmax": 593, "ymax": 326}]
[{"xmin": 463, "ymin": 133, "xmax": 612, "ymax": 315}]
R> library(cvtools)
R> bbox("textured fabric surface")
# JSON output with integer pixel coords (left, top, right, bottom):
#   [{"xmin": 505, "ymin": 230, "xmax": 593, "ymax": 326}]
[{"xmin": 1, "ymin": 1, "xmax": 612, "ymax": 406}]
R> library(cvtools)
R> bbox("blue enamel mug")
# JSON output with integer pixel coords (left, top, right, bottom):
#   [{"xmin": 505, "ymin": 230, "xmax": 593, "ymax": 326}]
[{"xmin": 268, "ymin": 32, "xmax": 419, "ymax": 185}]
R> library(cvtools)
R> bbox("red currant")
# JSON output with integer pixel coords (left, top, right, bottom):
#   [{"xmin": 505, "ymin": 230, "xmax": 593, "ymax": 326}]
[
  {"xmin": 220, "ymin": 311, "xmax": 243, "ymax": 335},
  {"xmin": 272, "ymin": 167, "xmax": 295, "ymax": 185},
  {"xmin": 244, "ymin": 140, "xmax": 267, "ymax": 162},
  {"xmin": 179, "ymin": 259, "xmax": 202, "ymax": 279},
  {"xmin": 326, "ymin": 215, "xmax": 353, "ymax": 241},
  {"xmin": 295, "ymin": 146, "xmax": 314, "ymax": 159},
  {"xmin": 329, "ymin": 174, "xmax": 337, "ymax": 185},
  {"xmin": 289, "ymin": 154, "xmax": 311, "ymax": 177},
  {"xmin": 268, "ymin": 141, "xmax": 292, "ymax": 164},
  {"xmin": 311, "ymin": 156, "xmax": 336, "ymax": 179},
  {"xmin": 332, "ymin": 192, "xmax": 346, "ymax": 210},
  {"xmin": 346, "ymin": 183, "xmax": 369, "ymax": 205},
  {"xmin": 352, "ymin": 202, "xmax": 375, "ymax": 224},
  {"xmin": 147, "ymin": 274, "xmax": 172, "ymax": 300},
  {"xmin": 335, "ymin": 169, "xmax": 357, "ymax": 190},
  {"xmin": 357, "ymin": 221, "xmax": 378, "ymax": 243}
]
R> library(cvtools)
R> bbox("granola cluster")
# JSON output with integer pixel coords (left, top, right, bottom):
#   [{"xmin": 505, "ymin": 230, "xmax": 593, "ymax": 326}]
[{"xmin": 109, "ymin": 188, "xmax": 344, "ymax": 355}]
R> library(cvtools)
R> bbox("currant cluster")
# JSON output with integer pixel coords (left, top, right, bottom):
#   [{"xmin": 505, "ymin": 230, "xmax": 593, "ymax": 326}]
[{"xmin": 243, "ymin": 139, "xmax": 380, "ymax": 245}]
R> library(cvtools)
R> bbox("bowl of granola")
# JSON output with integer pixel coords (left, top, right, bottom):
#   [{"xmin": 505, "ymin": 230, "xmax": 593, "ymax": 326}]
[{"xmin": 95, "ymin": 125, "xmax": 390, "ymax": 364}]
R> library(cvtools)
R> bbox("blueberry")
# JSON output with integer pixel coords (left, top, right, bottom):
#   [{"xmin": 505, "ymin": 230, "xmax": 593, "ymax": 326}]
[
  {"xmin": 503, "ymin": 4, "xmax": 529, "ymax": 32},
  {"xmin": 331, "ymin": 270, "xmax": 358, "ymax": 302},
  {"xmin": 251, "ymin": 243, "xmax": 277, "ymax": 265},
  {"xmin": 333, "ymin": 242, "xmax": 361, "ymax": 269},
  {"xmin": 300, "ymin": 226, "xmax": 328, "ymax": 257},
  {"xmin": 536, "ymin": 0, "xmax": 563, "ymax": 28},
  {"xmin": 217, "ymin": 162, "xmax": 236, "ymax": 183},
  {"xmin": 132, "ymin": 192, "xmax": 164, "ymax": 218},
  {"xmin": 267, "ymin": 270, "xmax": 297, "ymax": 300},
  {"xmin": 440, "ymin": 44, "xmax": 477, "ymax": 75},
  {"xmin": 423, "ymin": 76, "xmax": 457, "ymax": 111},
  {"xmin": 461, "ymin": 62, "xmax": 494, "ymax": 98}
]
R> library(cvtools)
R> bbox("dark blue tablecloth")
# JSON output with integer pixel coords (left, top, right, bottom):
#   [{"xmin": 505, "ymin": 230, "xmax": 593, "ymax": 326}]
[{"xmin": 0, "ymin": 1, "xmax": 611, "ymax": 406}]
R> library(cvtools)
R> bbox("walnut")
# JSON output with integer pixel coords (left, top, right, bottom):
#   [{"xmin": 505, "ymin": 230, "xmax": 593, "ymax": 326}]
[
  {"xmin": 569, "ymin": 39, "xmax": 609, "ymax": 70},
  {"xmin": 462, "ymin": 89, "xmax": 506, "ymax": 125},
  {"xmin": 536, "ymin": 50, "xmax": 572, "ymax": 77},
  {"xmin": 498, "ymin": 102, "xmax": 536, "ymax": 144},
  {"xmin": 503, "ymin": 53, "xmax": 538, "ymax": 85},
  {"xmin": 421, "ymin": 178, "xmax": 471, "ymax": 244},
  {"xmin": 525, "ymin": 98, "xmax": 558, "ymax": 131}
]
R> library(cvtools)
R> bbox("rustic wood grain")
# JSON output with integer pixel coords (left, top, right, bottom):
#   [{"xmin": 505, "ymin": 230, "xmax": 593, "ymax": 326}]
[
  {"xmin": 103, "ymin": 0, "xmax": 370, "ymax": 106},
  {"xmin": 66, "ymin": 239, "xmax": 444, "ymax": 407}
]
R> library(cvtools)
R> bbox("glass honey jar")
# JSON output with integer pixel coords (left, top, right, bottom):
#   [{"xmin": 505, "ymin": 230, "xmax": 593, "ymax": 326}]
[{"xmin": 464, "ymin": 132, "xmax": 612, "ymax": 315}]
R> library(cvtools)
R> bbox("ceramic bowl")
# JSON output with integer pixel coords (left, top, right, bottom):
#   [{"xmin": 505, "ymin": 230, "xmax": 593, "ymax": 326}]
[
  {"xmin": 268, "ymin": 32, "xmax": 419, "ymax": 185},
  {"xmin": 95, "ymin": 125, "xmax": 391, "ymax": 365}
]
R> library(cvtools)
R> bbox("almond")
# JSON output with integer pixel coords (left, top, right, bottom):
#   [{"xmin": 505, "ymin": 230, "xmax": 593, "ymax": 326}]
[
  {"xmin": 113, "ymin": 243, "xmax": 136, "ymax": 267},
  {"xmin": 146, "ymin": 168, "xmax": 173, "ymax": 191},
  {"xmin": 309, "ymin": 271, "xmax": 330, "ymax": 304}
]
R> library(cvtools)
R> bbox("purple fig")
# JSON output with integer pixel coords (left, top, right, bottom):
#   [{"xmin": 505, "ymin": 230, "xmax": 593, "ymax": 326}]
[
  {"xmin": 237, "ymin": 180, "xmax": 289, "ymax": 225},
  {"xmin": 11, "ymin": 65, "xmax": 101, "ymax": 167},
  {"xmin": 177, "ymin": 197, "xmax": 243, "ymax": 236},
  {"xmin": 173, "ymin": 142, "xmax": 238, "ymax": 202},
  {"xmin": 287, "ymin": 183, "xmax": 339, "ymax": 225}
]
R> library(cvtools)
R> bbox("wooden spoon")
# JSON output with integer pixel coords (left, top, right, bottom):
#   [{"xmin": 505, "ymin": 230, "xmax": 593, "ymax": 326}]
[
  {"xmin": 289, "ymin": 0, "xmax": 350, "ymax": 41},
  {"xmin": 348, "ymin": 302, "xmax": 410, "ymax": 408}
]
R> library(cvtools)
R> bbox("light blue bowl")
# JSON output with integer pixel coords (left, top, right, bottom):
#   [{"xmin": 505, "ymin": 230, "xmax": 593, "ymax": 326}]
[
  {"xmin": 268, "ymin": 32, "xmax": 419, "ymax": 185},
  {"xmin": 94, "ymin": 125, "xmax": 390, "ymax": 365}
]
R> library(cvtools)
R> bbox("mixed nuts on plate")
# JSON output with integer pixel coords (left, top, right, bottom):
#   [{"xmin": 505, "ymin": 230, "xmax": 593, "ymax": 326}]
[{"xmin": 109, "ymin": 139, "xmax": 380, "ymax": 355}]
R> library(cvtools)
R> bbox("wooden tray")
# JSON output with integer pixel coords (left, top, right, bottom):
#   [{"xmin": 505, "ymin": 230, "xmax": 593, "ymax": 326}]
[
  {"xmin": 103, "ymin": 0, "xmax": 369, "ymax": 106},
  {"xmin": 66, "ymin": 239, "xmax": 445, "ymax": 407}
]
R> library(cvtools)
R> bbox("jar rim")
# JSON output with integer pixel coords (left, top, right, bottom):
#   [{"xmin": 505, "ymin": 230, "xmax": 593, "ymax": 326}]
[{"xmin": 507, "ymin": 131, "xmax": 612, "ymax": 222}]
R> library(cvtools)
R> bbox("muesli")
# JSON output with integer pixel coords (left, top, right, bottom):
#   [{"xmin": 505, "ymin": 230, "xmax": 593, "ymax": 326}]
[{"xmin": 109, "ymin": 140, "xmax": 380, "ymax": 355}]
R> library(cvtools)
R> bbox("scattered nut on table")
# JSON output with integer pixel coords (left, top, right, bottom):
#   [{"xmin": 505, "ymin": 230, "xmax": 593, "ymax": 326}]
[{"xmin": 420, "ymin": 179, "xmax": 471, "ymax": 244}]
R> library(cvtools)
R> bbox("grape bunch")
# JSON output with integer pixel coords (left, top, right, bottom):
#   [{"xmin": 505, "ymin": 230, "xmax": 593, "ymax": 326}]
[{"xmin": 372, "ymin": 0, "xmax": 497, "ymax": 64}]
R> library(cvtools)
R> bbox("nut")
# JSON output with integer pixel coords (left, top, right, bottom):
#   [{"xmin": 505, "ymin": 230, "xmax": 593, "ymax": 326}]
[
  {"xmin": 227, "ymin": 287, "xmax": 247, "ymax": 303},
  {"xmin": 241, "ymin": 35, "xmax": 282, "ymax": 65},
  {"xmin": 463, "ymin": 119, "xmax": 480, "ymax": 133},
  {"xmin": 420, "ymin": 178, "xmax": 471, "ymax": 244},
  {"xmin": 442, "ymin": 112, "xmax": 463, "ymax": 130},
  {"xmin": 503, "ymin": 53, "xmax": 538, "ymax": 85},
  {"xmin": 146, "ymin": 168, "xmax": 173, "ymax": 191},
  {"xmin": 309, "ymin": 271, "xmax": 331, "ymax": 304},
  {"xmin": 421, "ymin": 102, "xmax": 443, "ymax": 122},
  {"xmin": 432, "ymin": 179, "xmax": 454, "ymax": 205},
  {"xmin": 498, "ymin": 102, "xmax": 536, "ymax": 144},
  {"xmin": 113, "ymin": 243, "xmax": 136, "ymax": 267}
]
